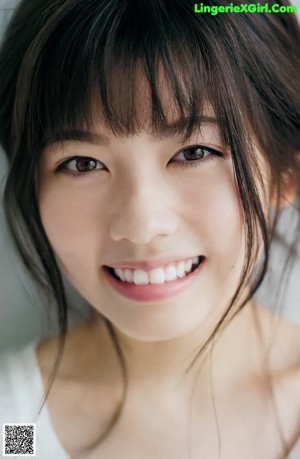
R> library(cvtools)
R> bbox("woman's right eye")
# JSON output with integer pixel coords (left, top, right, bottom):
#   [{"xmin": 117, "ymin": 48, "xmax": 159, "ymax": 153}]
[{"xmin": 56, "ymin": 156, "xmax": 107, "ymax": 175}]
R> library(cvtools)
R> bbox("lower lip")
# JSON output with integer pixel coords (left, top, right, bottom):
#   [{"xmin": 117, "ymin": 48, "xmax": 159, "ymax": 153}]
[{"xmin": 102, "ymin": 259, "xmax": 205, "ymax": 302}]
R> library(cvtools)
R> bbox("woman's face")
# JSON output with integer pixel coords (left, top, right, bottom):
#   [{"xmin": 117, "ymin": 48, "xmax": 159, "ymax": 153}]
[{"xmin": 38, "ymin": 112, "xmax": 247, "ymax": 342}]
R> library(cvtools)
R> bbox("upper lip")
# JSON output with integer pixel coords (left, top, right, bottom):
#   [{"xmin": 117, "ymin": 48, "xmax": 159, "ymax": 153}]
[{"xmin": 104, "ymin": 255, "xmax": 202, "ymax": 270}]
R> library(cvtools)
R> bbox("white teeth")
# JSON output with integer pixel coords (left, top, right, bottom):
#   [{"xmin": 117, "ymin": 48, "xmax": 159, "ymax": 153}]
[
  {"xmin": 165, "ymin": 265, "xmax": 177, "ymax": 281},
  {"xmin": 133, "ymin": 269, "xmax": 149, "ymax": 285},
  {"xmin": 112, "ymin": 256, "xmax": 201, "ymax": 285},
  {"xmin": 124, "ymin": 269, "xmax": 134, "ymax": 283},
  {"xmin": 176, "ymin": 261, "xmax": 186, "ymax": 278},
  {"xmin": 185, "ymin": 259, "xmax": 192, "ymax": 272},
  {"xmin": 115, "ymin": 268, "xmax": 126, "ymax": 281},
  {"xmin": 149, "ymin": 268, "xmax": 165, "ymax": 284}
]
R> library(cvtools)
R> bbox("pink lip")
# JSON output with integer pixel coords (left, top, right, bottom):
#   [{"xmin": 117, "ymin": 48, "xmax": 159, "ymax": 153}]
[
  {"xmin": 105, "ymin": 255, "xmax": 199, "ymax": 270},
  {"xmin": 102, "ymin": 258, "xmax": 205, "ymax": 302}
]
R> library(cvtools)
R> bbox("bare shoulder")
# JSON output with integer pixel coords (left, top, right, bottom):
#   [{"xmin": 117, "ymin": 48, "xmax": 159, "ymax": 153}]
[
  {"xmin": 37, "ymin": 315, "xmax": 122, "ymax": 382},
  {"xmin": 255, "ymin": 305, "xmax": 300, "ymax": 443},
  {"xmin": 36, "ymin": 317, "xmax": 123, "ymax": 456},
  {"xmin": 254, "ymin": 305, "xmax": 300, "ymax": 368},
  {"xmin": 37, "ymin": 318, "xmax": 98, "ymax": 381}
]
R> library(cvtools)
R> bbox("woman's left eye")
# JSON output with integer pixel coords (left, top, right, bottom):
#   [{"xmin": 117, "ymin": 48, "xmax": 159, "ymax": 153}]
[{"xmin": 170, "ymin": 145, "xmax": 224, "ymax": 168}]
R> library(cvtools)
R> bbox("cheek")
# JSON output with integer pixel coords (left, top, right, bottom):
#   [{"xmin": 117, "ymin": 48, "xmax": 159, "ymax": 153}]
[
  {"xmin": 178, "ymin": 163, "xmax": 246, "ymax": 286},
  {"xmin": 38, "ymin": 178, "xmax": 106, "ymax": 272},
  {"xmin": 180, "ymin": 162, "xmax": 243, "ymax": 244}
]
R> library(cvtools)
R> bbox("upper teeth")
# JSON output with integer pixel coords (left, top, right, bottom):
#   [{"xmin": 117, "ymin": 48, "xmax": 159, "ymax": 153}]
[{"xmin": 113, "ymin": 256, "xmax": 200, "ymax": 285}]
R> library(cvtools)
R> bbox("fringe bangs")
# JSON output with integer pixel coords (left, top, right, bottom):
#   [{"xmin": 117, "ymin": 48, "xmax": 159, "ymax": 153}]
[{"xmin": 20, "ymin": 0, "xmax": 250, "ymax": 149}]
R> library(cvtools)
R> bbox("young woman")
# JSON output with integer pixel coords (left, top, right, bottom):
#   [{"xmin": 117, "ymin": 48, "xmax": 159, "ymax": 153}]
[{"xmin": 0, "ymin": 0, "xmax": 299, "ymax": 458}]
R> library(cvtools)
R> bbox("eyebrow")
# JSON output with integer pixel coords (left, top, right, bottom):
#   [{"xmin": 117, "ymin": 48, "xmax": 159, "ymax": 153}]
[{"xmin": 46, "ymin": 115, "xmax": 217, "ymax": 150}]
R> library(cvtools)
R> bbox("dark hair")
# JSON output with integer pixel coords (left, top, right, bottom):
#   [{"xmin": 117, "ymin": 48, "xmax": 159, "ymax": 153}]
[{"xmin": 0, "ymin": 0, "xmax": 299, "ymax": 453}]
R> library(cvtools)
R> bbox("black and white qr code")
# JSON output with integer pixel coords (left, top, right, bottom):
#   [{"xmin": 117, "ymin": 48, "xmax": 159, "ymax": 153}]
[{"xmin": 2, "ymin": 424, "xmax": 36, "ymax": 457}]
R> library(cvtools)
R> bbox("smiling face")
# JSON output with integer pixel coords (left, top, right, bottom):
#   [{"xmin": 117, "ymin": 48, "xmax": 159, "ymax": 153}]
[{"xmin": 37, "ymin": 110, "xmax": 250, "ymax": 342}]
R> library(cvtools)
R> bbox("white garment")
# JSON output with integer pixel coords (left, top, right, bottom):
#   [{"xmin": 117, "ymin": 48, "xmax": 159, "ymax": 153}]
[
  {"xmin": 0, "ymin": 342, "xmax": 68, "ymax": 459},
  {"xmin": 292, "ymin": 440, "xmax": 300, "ymax": 459},
  {"xmin": 0, "ymin": 342, "xmax": 299, "ymax": 459}
]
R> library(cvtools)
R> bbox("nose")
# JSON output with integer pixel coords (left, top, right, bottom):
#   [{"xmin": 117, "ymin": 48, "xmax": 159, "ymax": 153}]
[{"xmin": 109, "ymin": 174, "xmax": 178, "ymax": 245}]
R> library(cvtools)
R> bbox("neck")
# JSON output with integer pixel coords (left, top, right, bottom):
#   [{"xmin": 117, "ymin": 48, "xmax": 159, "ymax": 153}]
[{"xmin": 91, "ymin": 300, "xmax": 259, "ymax": 397}]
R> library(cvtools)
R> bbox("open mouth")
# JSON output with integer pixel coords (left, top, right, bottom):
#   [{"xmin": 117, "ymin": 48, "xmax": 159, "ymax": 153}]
[{"xmin": 103, "ymin": 256, "xmax": 205, "ymax": 286}]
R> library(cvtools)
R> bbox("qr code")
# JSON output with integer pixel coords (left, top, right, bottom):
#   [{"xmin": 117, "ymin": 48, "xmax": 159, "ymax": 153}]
[{"xmin": 3, "ymin": 424, "xmax": 36, "ymax": 457}]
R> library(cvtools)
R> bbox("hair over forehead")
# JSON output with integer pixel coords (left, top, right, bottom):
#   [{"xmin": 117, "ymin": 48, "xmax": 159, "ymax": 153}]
[
  {"xmin": 1, "ymin": 0, "xmax": 299, "ymax": 162},
  {"xmin": 12, "ymin": 0, "xmax": 256, "ymax": 148}
]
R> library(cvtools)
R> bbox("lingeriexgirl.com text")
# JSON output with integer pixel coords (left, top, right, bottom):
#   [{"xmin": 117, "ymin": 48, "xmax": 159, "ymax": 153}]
[{"xmin": 194, "ymin": 2, "xmax": 297, "ymax": 14}]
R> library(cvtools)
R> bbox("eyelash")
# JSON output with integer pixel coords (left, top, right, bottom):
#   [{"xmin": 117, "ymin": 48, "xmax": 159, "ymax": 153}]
[
  {"xmin": 55, "ymin": 145, "xmax": 225, "ymax": 178},
  {"xmin": 170, "ymin": 145, "xmax": 224, "ymax": 168}
]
